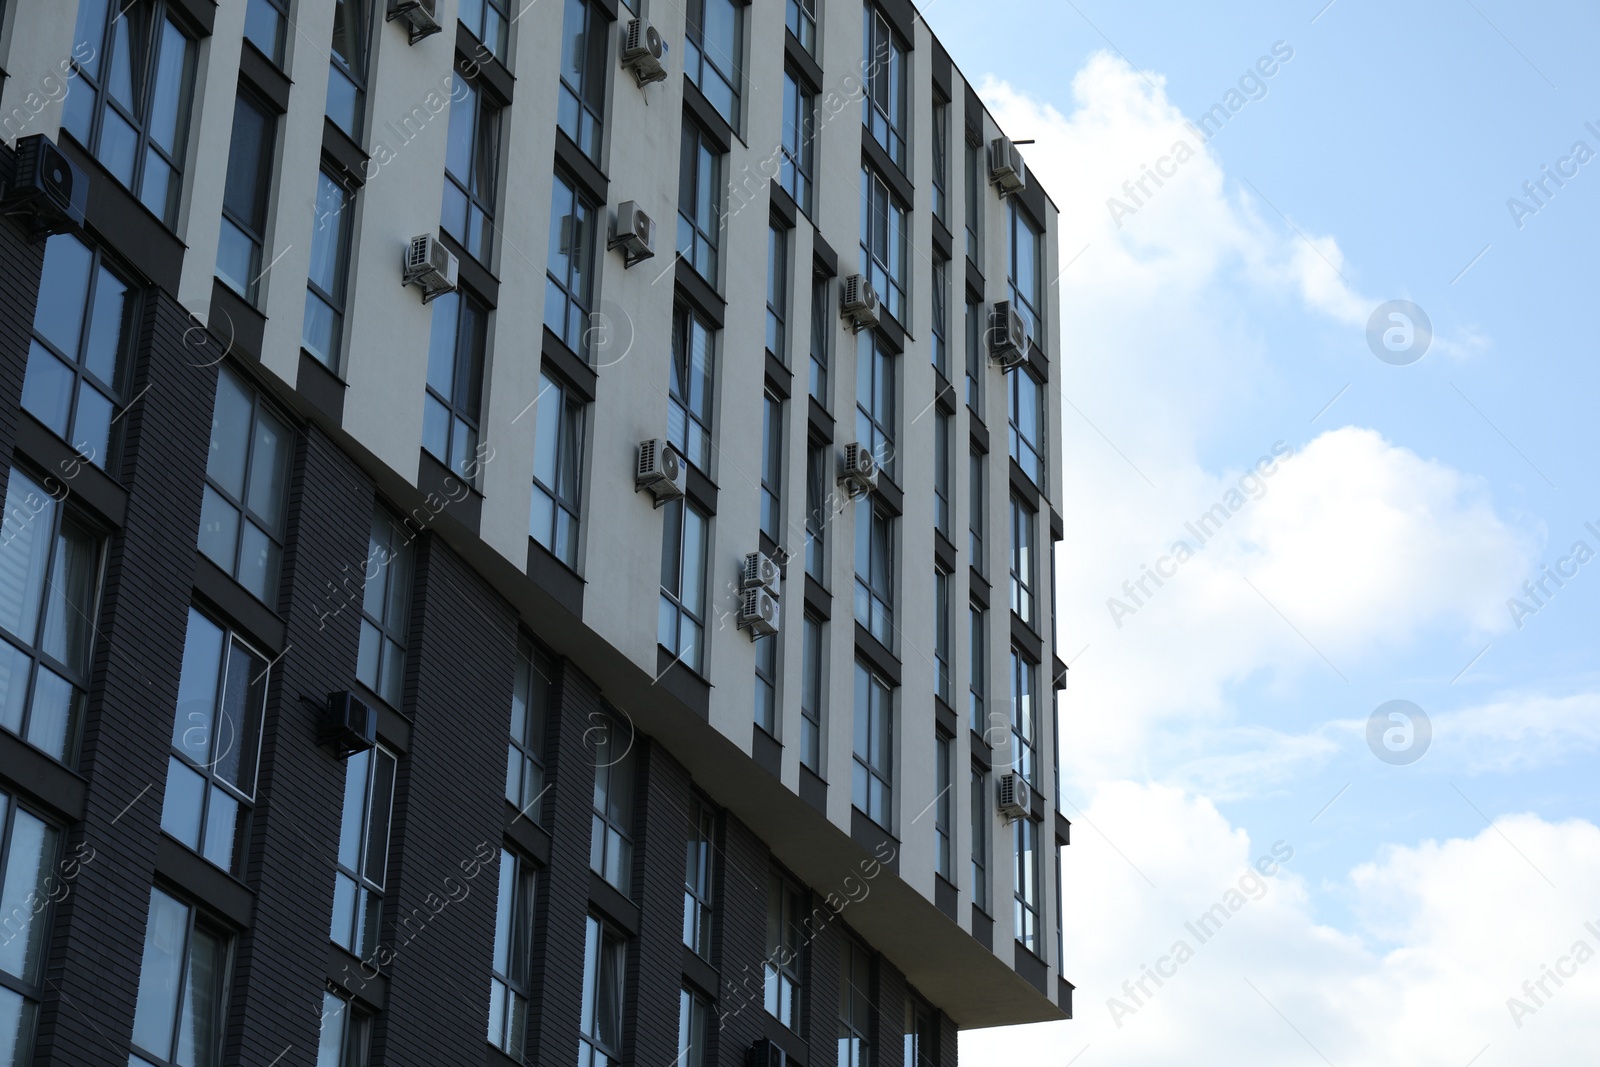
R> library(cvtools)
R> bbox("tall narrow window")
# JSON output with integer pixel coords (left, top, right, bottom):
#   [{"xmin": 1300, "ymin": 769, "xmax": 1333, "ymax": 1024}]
[
  {"xmin": 557, "ymin": 0, "xmax": 607, "ymax": 159},
  {"xmin": 315, "ymin": 990, "xmax": 372, "ymax": 1067},
  {"xmin": 933, "ymin": 569, "xmax": 951, "ymax": 705},
  {"xmin": 590, "ymin": 715, "xmax": 636, "ymax": 892},
  {"xmin": 669, "ymin": 304, "xmax": 716, "ymax": 472},
  {"xmin": 781, "ymin": 70, "xmax": 815, "ymax": 214},
  {"xmin": 678, "ymin": 124, "xmax": 723, "ymax": 282},
  {"xmin": 931, "ymin": 257, "xmax": 950, "ymax": 379},
  {"xmin": 1008, "ymin": 200, "xmax": 1045, "ymax": 346},
  {"xmin": 460, "ymin": 0, "xmax": 510, "ymax": 60},
  {"xmin": 304, "ymin": 171, "xmax": 354, "ymax": 372},
  {"xmin": 545, "ymin": 172, "xmax": 598, "ymax": 359},
  {"xmin": 809, "ymin": 274, "xmax": 831, "ymax": 403},
  {"xmin": 422, "ymin": 289, "xmax": 488, "ymax": 482},
  {"xmin": 65, "ymin": 0, "xmax": 196, "ymax": 225},
  {"xmin": 786, "ymin": 0, "xmax": 816, "ymax": 52},
  {"xmin": 1010, "ymin": 495, "xmax": 1036, "ymax": 627},
  {"xmin": 971, "ymin": 767, "xmax": 989, "ymax": 911},
  {"xmin": 805, "ymin": 441, "xmax": 827, "ymax": 583},
  {"xmin": 860, "ymin": 165, "xmax": 909, "ymax": 323},
  {"xmin": 855, "ymin": 331, "xmax": 896, "ymax": 476},
  {"xmin": 761, "ymin": 393, "xmax": 783, "ymax": 543},
  {"xmin": 330, "ymin": 745, "xmax": 397, "ymax": 961},
  {"xmin": 932, "ymin": 100, "xmax": 951, "ymax": 223},
  {"xmin": 767, "ymin": 225, "xmax": 789, "ymax": 358},
  {"xmin": 326, "ymin": 0, "xmax": 371, "ymax": 139},
  {"xmin": 244, "ymin": 0, "xmax": 288, "ymax": 65},
  {"xmin": 1014, "ymin": 817, "xmax": 1041, "ymax": 953},
  {"xmin": 1009, "ymin": 368, "xmax": 1045, "ymax": 487},
  {"xmin": 130, "ymin": 889, "xmax": 229, "ymax": 1067},
  {"xmin": 854, "ymin": 501, "xmax": 893, "ymax": 645},
  {"xmin": 968, "ymin": 603, "xmax": 986, "ymax": 735},
  {"xmin": 755, "ymin": 632, "xmax": 778, "ymax": 736},
  {"xmin": 0, "ymin": 470, "xmax": 104, "ymax": 764},
  {"xmin": 659, "ymin": 500, "xmax": 710, "ymax": 674},
  {"xmin": 684, "ymin": 0, "xmax": 743, "ymax": 125},
  {"xmin": 862, "ymin": 7, "xmax": 907, "ymax": 169},
  {"xmin": 852, "ymin": 661, "xmax": 892, "ymax": 828},
  {"xmin": 506, "ymin": 637, "xmax": 552, "ymax": 818},
  {"xmin": 443, "ymin": 80, "xmax": 501, "ymax": 263},
  {"xmin": 199, "ymin": 367, "xmax": 293, "ymax": 603},
  {"xmin": 682, "ymin": 803, "xmax": 715, "ymax": 958},
  {"xmin": 969, "ymin": 448, "xmax": 986, "ymax": 573},
  {"xmin": 679, "ymin": 987, "xmax": 711, "ymax": 1067},
  {"xmin": 578, "ymin": 915, "xmax": 627, "ymax": 1067},
  {"xmin": 356, "ymin": 509, "xmax": 414, "ymax": 709},
  {"xmin": 933, "ymin": 410, "xmax": 951, "ymax": 538},
  {"xmin": 216, "ymin": 90, "xmax": 276, "ymax": 304},
  {"xmin": 837, "ymin": 937, "xmax": 873, "ymax": 1067},
  {"xmin": 22, "ymin": 234, "xmax": 134, "ymax": 471},
  {"xmin": 964, "ymin": 294, "xmax": 982, "ymax": 413},
  {"xmin": 161, "ymin": 609, "xmax": 267, "ymax": 876},
  {"xmin": 964, "ymin": 136, "xmax": 981, "ymax": 260},
  {"xmin": 765, "ymin": 873, "xmax": 804, "ymax": 1028},
  {"xmin": 531, "ymin": 370, "xmax": 586, "ymax": 568},
  {"xmin": 934, "ymin": 734, "xmax": 953, "ymax": 881},
  {"xmin": 800, "ymin": 614, "xmax": 823, "ymax": 772},
  {"xmin": 0, "ymin": 789, "xmax": 61, "ymax": 1064},
  {"xmin": 1010, "ymin": 650, "xmax": 1038, "ymax": 787},
  {"xmin": 488, "ymin": 849, "xmax": 538, "ymax": 1057}
]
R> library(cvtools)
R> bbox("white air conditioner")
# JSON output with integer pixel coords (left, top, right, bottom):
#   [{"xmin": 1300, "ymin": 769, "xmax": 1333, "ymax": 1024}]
[
  {"xmin": 386, "ymin": 0, "xmax": 442, "ymax": 43},
  {"xmin": 403, "ymin": 234, "xmax": 458, "ymax": 303},
  {"xmin": 989, "ymin": 301, "xmax": 1028, "ymax": 369},
  {"xmin": 742, "ymin": 551, "xmax": 781, "ymax": 595},
  {"xmin": 740, "ymin": 588, "xmax": 780, "ymax": 637},
  {"xmin": 608, "ymin": 200, "xmax": 657, "ymax": 267},
  {"xmin": 841, "ymin": 274, "xmax": 880, "ymax": 332},
  {"xmin": 621, "ymin": 18, "xmax": 668, "ymax": 86},
  {"xmin": 990, "ymin": 136, "xmax": 1027, "ymax": 197},
  {"xmin": 998, "ymin": 771, "xmax": 1031, "ymax": 822},
  {"xmin": 839, "ymin": 442, "xmax": 878, "ymax": 497},
  {"xmin": 635, "ymin": 438, "xmax": 686, "ymax": 505}
]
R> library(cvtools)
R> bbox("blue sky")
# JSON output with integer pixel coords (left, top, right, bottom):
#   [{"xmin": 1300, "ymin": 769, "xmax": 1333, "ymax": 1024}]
[{"xmin": 921, "ymin": 1, "xmax": 1600, "ymax": 1062}]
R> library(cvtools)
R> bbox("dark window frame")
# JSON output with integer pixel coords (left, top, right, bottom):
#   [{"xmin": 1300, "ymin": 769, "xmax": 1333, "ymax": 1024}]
[
  {"xmin": 129, "ymin": 887, "xmax": 232, "ymax": 1067},
  {"xmin": 684, "ymin": 0, "xmax": 745, "ymax": 127},
  {"xmin": 765, "ymin": 871, "xmax": 806, "ymax": 1030},
  {"xmin": 659, "ymin": 499, "xmax": 711, "ymax": 675},
  {"xmin": 489, "ymin": 847, "xmax": 538, "ymax": 1056},
  {"xmin": 852, "ymin": 660, "xmax": 893, "ymax": 830},
  {"xmin": 216, "ymin": 86, "xmax": 278, "ymax": 306},
  {"xmin": 781, "ymin": 68, "xmax": 815, "ymax": 214},
  {"xmin": 682, "ymin": 800, "xmax": 716, "ymax": 959},
  {"xmin": 530, "ymin": 369, "xmax": 587, "ymax": 569},
  {"xmin": 800, "ymin": 613, "xmax": 824, "ymax": 773},
  {"xmin": 579, "ymin": 913, "xmax": 629, "ymax": 1066},
  {"xmin": 330, "ymin": 743, "xmax": 398, "ymax": 962},
  {"xmin": 442, "ymin": 76, "xmax": 503, "ymax": 264},
  {"xmin": 677, "ymin": 121, "xmax": 724, "ymax": 284},
  {"xmin": 854, "ymin": 329, "xmax": 897, "ymax": 478},
  {"xmin": 669, "ymin": 302, "xmax": 717, "ymax": 474},
  {"xmin": 326, "ymin": 0, "xmax": 374, "ymax": 140},
  {"xmin": 303, "ymin": 169, "xmax": 355, "ymax": 373},
  {"xmin": 544, "ymin": 169, "xmax": 600, "ymax": 359},
  {"xmin": 860, "ymin": 163, "xmax": 909, "ymax": 324},
  {"xmin": 422, "ymin": 288, "xmax": 490, "ymax": 484},
  {"xmin": 506, "ymin": 635, "xmax": 553, "ymax": 819},
  {"xmin": 198, "ymin": 366, "xmax": 294, "ymax": 604},
  {"xmin": 557, "ymin": 0, "xmax": 608, "ymax": 160},
  {"xmin": 853, "ymin": 498, "xmax": 894, "ymax": 646},
  {"xmin": 355, "ymin": 508, "xmax": 414, "ymax": 710},
  {"xmin": 589, "ymin": 713, "xmax": 636, "ymax": 893},
  {"xmin": 862, "ymin": 5, "xmax": 908, "ymax": 170},
  {"xmin": 0, "ymin": 786, "xmax": 63, "ymax": 1063}
]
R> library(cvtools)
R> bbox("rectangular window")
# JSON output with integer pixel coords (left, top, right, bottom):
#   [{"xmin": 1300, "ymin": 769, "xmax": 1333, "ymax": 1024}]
[
  {"xmin": 442, "ymin": 79, "xmax": 501, "ymax": 263},
  {"xmin": 216, "ymin": 89, "xmax": 276, "ymax": 305},
  {"xmin": 755, "ymin": 631, "xmax": 778, "ymax": 736},
  {"xmin": 243, "ymin": 0, "xmax": 287, "ymax": 65},
  {"xmin": 160, "ymin": 608, "xmax": 267, "ymax": 876},
  {"xmin": 330, "ymin": 745, "xmax": 397, "ymax": 960},
  {"xmin": 934, "ymin": 733, "xmax": 953, "ymax": 881},
  {"xmin": 765, "ymin": 873, "xmax": 804, "ymax": 1028},
  {"xmin": 767, "ymin": 225, "xmax": 789, "ymax": 358},
  {"xmin": 837, "ymin": 937, "xmax": 873, "ymax": 1067},
  {"xmin": 852, "ymin": 661, "xmax": 892, "ymax": 829},
  {"xmin": 682, "ymin": 802, "xmax": 715, "ymax": 958},
  {"xmin": 659, "ymin": 500, "xmax": 710, "ymax": 674},
  {"xmin": 862, "ymin": 6, "xmax": 907, "ymax": 170},
  {"xmin": 1009, "ymin": 368, "xmax": 1045, "ymax": 487},
  {"xmin": 422, "ymin": 289, "xmax": 488, "ymax": 482},
  {"xmin": 326, "ymin": 0, "xmax": 372, "ymax": 139},
  {"xmin": 531, "ymin": 370, "xmax": 586, "ymax": 569},
  {"xmin": 685, "ymin": 0, "xmax": 743, "ymax": 125},
  {"xmin": 761, "ymin": 393, "xmax": 783, "ymax": 543},
  {"xmin": 356, "ymin": 509, "xmax": 414, "ymax": 709},
  {"xmin": 65, "ymin": 0, "xmax": 196, "ymax": 225},
  {"xmin": 22, "ymin": 234, "xmax": 135, "ymax": 471},
  {"xmin": 964, "ymin": 294, "xmax": 982, "ymax": 413},
  {"xmin": 678, "ymin": 123, "xmax": 723, "ymax": 282},
  {"xmin": 198, "ymin": 367, "xmax": 293, "ymax": 604},
  {"xmin": 1010, "ymin": 649, "xmax": 1038, "ymax": 786},
  {"xmin": 809, "ymin": 274, "xmax": 831, "ymax": 403},
  {"xmin": 859, "ymin": 165, "xmax": 909, "ymax": 324},
  {"xmin": 1010, "ymin": 495, "xmax": 1036, "ymax": 627},
  {"xmin": 578, "ymin": 915, "xmax": 627, "ymax": 1067},
  {"xmin": 590, "ymin": 715, "xmax": 636, "ymax": 892},
  {"xmin": 0, "ymin": 469, "xmax": 104, "ymax": 764},
  {"xmin": 506, "ymin": 637, "xmax": 552, "ymax": 818},
  {"xmin": 786, "ymin": 0, "xmax": 816, "ymax": 53},
  {"xmin": 0, "ymin": 789, "xmax": 61, "ymax": 1064},
  {"xmin": 1008, "ymin": 200, "xmax": 1045, "ymax": 346},
  {"xmin": 931, "ymin": 257, "xmax": 950, "ymax": 379},
  {"xmin": 965, "ymin": 136, "xmax": 981, "ymax": 260},
  {"xmin": 933, "ymin": 569, "xmax": 951, "ymax": 705},
  {"xmin": 669, "ymin": 304, "xmax": 716, "ymax": 472},
  {"xmin": 969, "ymin": 448, "xmax": 985, "ymax": 573},
  {"xmin": 304, "ymin": 171, "xmax": 354, "ymax": 372},
  {"xmin": 800, "ymin": 614, "xmax": 823, "ymax": 772},
  {"xmin": 679, "ymin": 987, "xmax": 711, "ymax": 1067},
  {"xmin": 968, "ymin": 603, "xmax": 986, "ymax": 735},
  {"xmin": 781, "ymin": 70, "xmax": 815, "ymax": 214},
  {"xmin": 805, "ymin": 440, "xmax": 827, "ymax": 583},
  {"xmin": 933, "ymin": 410, "xmax": 951, "ymax": 538},
  {"xmin": 130, "ymin": 889, "xmax": 229, "ymax": 1067},
  {"xmin": 932, "ymin": 100, "xmax": 950, "ymax": 223},
  {"xmin": 557, "ymin": 0, "xmax": 607, "ymax": 160},
  {"xmin": 1014, "ymin": 816, "xmax": 1041, "ymax": 953},
  {"xmin": 970, "ymin": 768, "xmax": 989, "ymax": 911},
  {"xmin": 853, "ymin": 500, "xmax": 893, "ymax": 645},
  {"xmin": 459, "ymin": 0, "xmax": 509, "ymax": 61},
  {"xmin": 904, "ymin": 999, "xmax": 939, "ymax": 1067},
  {"xmin": 544, "ymin": 171, "xmax": 599, "ymax": 358},
  {"xmin": 855, "ymin": 331, "xmax": 896, "ymax": 477},
  {"xmin": 488, "ymin": 849, "xmax": 537, "ymax": 1057},
  {"xmin": 315, "ymin": 990, "xmax": 372, "ymax": 1067}
]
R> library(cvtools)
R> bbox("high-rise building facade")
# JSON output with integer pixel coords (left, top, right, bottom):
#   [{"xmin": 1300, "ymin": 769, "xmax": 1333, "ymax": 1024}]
[{"xmin": 0, "ymin": 0, "xmax": 1069, "ymax": 1064}]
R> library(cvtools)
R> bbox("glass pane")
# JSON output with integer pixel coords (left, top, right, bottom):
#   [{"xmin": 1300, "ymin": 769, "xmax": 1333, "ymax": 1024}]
[
  {"xmin": 0, "ymin": 807, "xmax": 57, "ymax": 982},
  {"xmin": 337, "ymin": 749, "xmax": 369, "ymax": 870},
  {"xmin": 149, "ymin": 21, "xmax": 192, "ymax": 153},
  {"xmin": 176, "ymin": 925, "xmax": 224, "ymax": 1067},
  {"xmin": 316, "ymin": 993, "xmax": 347, "ymax": 1067},
  {"xmin": 246, "ymin": 409, "xmax": 292, "ymax": 534},
  {"xmin": 308, "ymin": 174, "xmax": 348, "ymax": 296},
  {"xmin": 201, "ymin": 785, "xmax": 240, "ymax": 871},
  {"xmin": 0, "ymin": 639, "xmax": 31, "ymax": 736},
  {"xmin": 20, "ymin": 345, "xmax": 74, "ymax": 439},
  {"xmin": 196, "ymin": 488, "xmax": 240, "ymax": 576},
  {"xmin": 303, "ymin": 291, "xmax": 341, "ymax": 369},
  {"xmin": 363, "ymin": 751, "xmax": 395, "ymax": 888},
  {"xmin": 380, "ymin": 638, "xmax": 405, "ymax": 708},
  {"xmin": 40, "ymin": 513, "xmax": 100, "ymax": 676},
  {"xmin": 138, "ymin": 154, "xmax": 175, "ymax": 223},
  {"xmin": 208, "ymin": 372, "xmax": 253, "ymax": 497},
  {"xmin": 33, "ymin": 237, "xmax": 93, "ymax": 357},
  {"xmin": 172, "ymin": 609, "xmax": 224, "ymax": 760},
  {"xmin": 72, "ymin": 381, "xmax": 115, "ymax": 468},
  {"xmin": 131, "ymin": 889, "xmax": 190, "ymax": 1060},
  {"xmin": 0, "ymin": 473, "xmax": 54, "ymax": 646},
  {"xmin": 355, "ymin": 621, "xmax": 380, "ymax": 693},
  {"xmin": 215, "ymin": 639, "xmax": 266, "ymax": 792},
  {"xmin": 161, "ymin": 755, "xmax": 206, "ymax": 851},
  {"xmin": 24, "ymin": 667, "xmax": 80, "ymax": 760},
  {"xmin": 330, "ymin": 873, "xmax": 357, "ymax": 949},
  {"xmin": 237, "ymin": 521, "xmax": 278, "ymax": 601}
]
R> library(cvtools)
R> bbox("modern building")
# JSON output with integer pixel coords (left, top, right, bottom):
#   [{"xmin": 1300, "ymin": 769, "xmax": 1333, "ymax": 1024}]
[{"xmin": 0, "ymin": 0, "xmax": 1069, "ymax": 1064}]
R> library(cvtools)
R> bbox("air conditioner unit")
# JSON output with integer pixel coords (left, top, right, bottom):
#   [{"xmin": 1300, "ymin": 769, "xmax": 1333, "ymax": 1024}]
[
  {"xmin": 998, "ymin": 771, "xmax": 1031, "ymax": 822},
  {"xmin": 840, "ymin": 274, "xmax": 880, "ymax": 332},
  {"xmin": 608, "ymin": 200, "xmax": 657, "ymax": 267},
  {"xmin": 989, "ymin": 136, "xmax": 1027, "ymax": 197},
  {"xmin": 839, "ymin": 442, "xmax": 878, "ymax": 497},
  {"xmin": 742, "ymin": 551, "xmax": 781, "ymax": 595},
  {"xmin": 747, "ymin": 1039, "xmax": 788, "ymax": 1067},
  {"xmin": 3, "ymin": 134, "xmax": 87, "ymax": 238},
  {"xmin": 739, "ymin": 588, "xmax": 780, "ymax": 637},
  {"xmin": 386, "ymin": 0, "xmax": 443, "ymax": 43},
  {"xmin": 403, "ymin": 234, "xmax": 458, "ymax": 303},
  {"xmin": 636, "ymin": 438, "xmax": 686, "ymax": 504},
  {"xmin": 621, "ymin": 18, "xmax": 668, "ymax": 85},
  {"xmin": 320, "ymin": 691, "xmax": 378, "ymax": 758},
  {"xmin": 989, "ymin": 301, "xmax": 1028, "ymax": 369}
]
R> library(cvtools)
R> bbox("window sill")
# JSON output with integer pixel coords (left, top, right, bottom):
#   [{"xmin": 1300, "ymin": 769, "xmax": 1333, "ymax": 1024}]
[
  {"xmin": 849, "ymin": 806, "xmax": 900, "ymax": 874},
  {"xmin": 655, "ymin": 646, "xmax": 710, "ymax": 721},
  {"xmin": 192, "ymin": 551, "xmax": 287, "ymax": 654},
  {"xmin": 327, "ymin": 942, "xmax": 388, "ymax": 1011},
  {"xmin": 13, "ymin": 411, "xmax": 128, "ymax": 527},
  {"xmin": 155, "ymin": 834, "xmax": 254, "ymax": 927},
  {"xmin": 0, "ymin": 727, "xmax": 87, "ymax": 822}
]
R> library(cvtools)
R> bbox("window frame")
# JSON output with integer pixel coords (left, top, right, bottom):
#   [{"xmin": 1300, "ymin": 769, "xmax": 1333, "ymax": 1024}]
[
  {"xmin": 669, "ymin": 303, "xmax": 717, "ymax": 474},
  {"xmin": 659, "ymin": 499, "xmax": 711, "ymax": 676},
  {"xmin": 442, "ymin": 77, "xmax": 502, "ymax": 264},
  {"xmin": 969, "ymin": 447, "xmax": 986, "ymax": 574},
  {"xmin": 781, "ymin": 69, "xmax": 815, "ymax": 215},
  {"xmin": 853, "ymin": 497, "xmax": 894, "ymax": 646},
  {"xmin": 422, "ymin": 288, "xmax": 489, "ymax": 484},
  {"xmin": 579, "ymin": 913, "xmax": 628, "ymax": 1067},
  {"xmin": 786, "ymin": 0, "xmax": 817, "ymax": 53},
  {"xmin": 0, "ymin": 788, "xmax": 62, "ymax": 1063},
  {"xmin": 767, "ymin": 224, "xmax": 790, "ymax": 360},
  {"xmin": 804, "ymin": 439, "xmax": 827, "ymax": 583},
  {"xmin": 684, "ymin": 0, "xmax": 744, "ymax": 127},
  {"xmin": 506, "ymin": 636, "xmax": 553, "ymax": 819},
  {"xmin": 530, "ymin": 369, "xmax": 587, "ymax": 570},
  {"xmin": 198, "ymin": 365, "xmax": 295, "ymax": 604},
  {"xmin": 316, "ymin": 988, "xmax": 374, "ymax": 1067},
  {"xmin": 933, "ymin": 568, "xmax": 951, "ymax": 705},
  {"xmin": 589, "ymin": 713, "xmax": 636, "ymax": 893},
  {"xmin": 303, "ymin": 170, "xmax": 355, "ymax": 373},
  {"xmin": 678, "ymin": 122, "xmax": 724, "ymax": 283},
  {"xmin": 1010, "ymin": 648, "xmax": 1038, "ymax": 787},
  {"xmin": 970, "ymin": 766, "xmax": 989, "ymax": 912},
  {"xmin": 931, "ymin": 98, "xmax": 950, "ymax": 224},
  {"xmin": 760, "ymin": 391, "xmax": 783, "ymax": 544},
  {"xmin": 1008, "ymin": 199, "xmax": 1045, "ymax": 347},
  {"xmin": 934, "ymin": 732, "xmax": 953, "ymax": 882},
  {"xmin": 459, "ymin": 0, "xmax": 510, "ymax": 62},
  {"xmin": 356, "ymin": 508, "xmax": 414, "ymax": 710},
  {"xmin": 1008, "ymin": 367, "xmax": 1046, "ymax": 488},
  {"xmin": 1010, "ymin": 494, "xmax": 1037, "ymax": 627},
  {"xmin": 852, "ymin": 660, "xmax": 893, "ymax": 830},
  {"xmin": 933, "ymin": 409, "xmax": 951, "ymax": 538},
  {"xmin": 329, "ymin": 744, "xmax": 398, "ymax": 962},
  {"xmin": 216, "ymin": 86, "xmax": 278, "ymax": 306},
  {"xmin": 859, "ymin": 164, "xmax": 909, "ymax": 324},
  {"xmin": 968, "ymin": 602, "xmax": 986, "ymax": 736},
  {"xmin": 488, "ymin": 848, "xmax": 538, "ymax": 1057},
  {"xmin": 800, "ymin": 613, "xmax": 824, "ymax": 773},
  {"xmin": 1014, "ymin": 815, "xmax": 1041, "ymax": 954},
  {"xmin": 557, "ymin": 0, "xmax": 608, "ymax": 161},
  {"xmin": 809, "ymin": 273, "xmax": 831, "ymax": 404},
  {"xmin": 326, "ymin": 0, "xmax": 373, "ymax": 140},
  {"xmin": 964, "ymin": 135, "xmax": 981, "ymax": 261},
  {"xmin": 243, "ymin": 0, "xmax": 289, "ymax": 66},
  {"xmin": 837, "ymin": 935, "xmax": 874, "ymax": 1067},
  {"xmin": 129, "ymin": 887, "xmax": 232, "ymax": 1067},
  {"xmin": 855, "ymin": 330, "xmax": 897, "ymax": 477},
  {"xmin": 765, "ymin": 871, "xmax": 806, "ymax": 1030},
  {"xmin": 755, "ymin": 627, "xmax": 779, "ymax": 737},
  {"xmin": 964, "ymin": 293, "xmax": 982, "ymax": 413},
  {"xmin": 544, "ymin": 169, "xmax": 600, "ymax": 359},
  {"xmin": 679, "ymin": 985, "xmax": 712, "ymax": 1067},
  {"xmin": 931, "ymin": 256, "xmax": 950, "ymax": 380},
  {"xmin": 862, "ymin": 5, "xmax": 908, "ymax": 170},
  {"xmin": 682, "ymin": 801, "xmax": 716, "ymax": 959}
]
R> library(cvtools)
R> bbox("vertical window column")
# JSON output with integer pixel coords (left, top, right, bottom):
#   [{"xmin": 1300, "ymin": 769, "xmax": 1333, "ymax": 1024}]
[
  {"xmin": 852, "ymin": 662, "xmax": 893, "ymax": 829},
  {"xmin": 216, "ymin": 89, "xmax": 277, "ymax": 304},
  {"xmin": 330, "ymin": 746, "xmax": 398, "ymax": 960},
  {"xmin": 129, "ymin": 889, "xmax": 229, "ymax": 1067}
]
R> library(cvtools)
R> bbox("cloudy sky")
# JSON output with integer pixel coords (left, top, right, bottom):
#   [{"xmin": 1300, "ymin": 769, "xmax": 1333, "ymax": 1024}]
[{"xmin": 918, "ymin": 1, "xmax": 1600, "ymax": 1063}]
